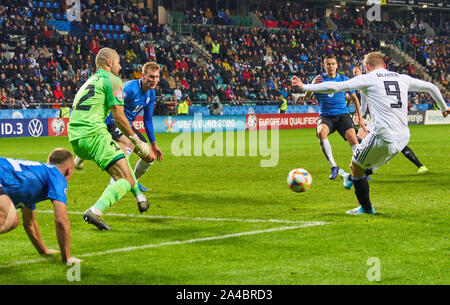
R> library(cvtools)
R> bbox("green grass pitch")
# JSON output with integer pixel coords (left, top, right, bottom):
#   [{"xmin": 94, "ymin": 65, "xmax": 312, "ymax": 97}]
[{"xmin": 0, "ymin": 125, "xmax": 448, "ymax": 284}]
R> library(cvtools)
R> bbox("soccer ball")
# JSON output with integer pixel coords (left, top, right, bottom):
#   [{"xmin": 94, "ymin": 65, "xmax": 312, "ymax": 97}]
[{"xmin": 287, "ymin": 168, "xmax": 312, "ymax": 193}]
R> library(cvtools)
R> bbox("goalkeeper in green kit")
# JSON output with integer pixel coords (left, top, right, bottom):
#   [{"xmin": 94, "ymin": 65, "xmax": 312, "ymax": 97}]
[{"xmin": 68, "ymin": 48, "xmax": 150, "ymax": 230}]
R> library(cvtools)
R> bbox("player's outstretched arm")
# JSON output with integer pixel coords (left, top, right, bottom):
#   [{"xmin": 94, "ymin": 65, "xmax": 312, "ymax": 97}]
[
  {"xmin": 407, "ymin": 77, "xmax": 449, "ymax": 117},
  {"xmin": 21, "ymin": 207, "xmax": 58, "ymax": 256},
  {"xmin": 52, "ymin": 200, "xmax": 81, "ymax": 264},
  {"xmin": 300, "ymin": 75, "xmax": 368, "ymax": 94},
  {"xmin": 304, "ymin": 75, "xmax": 322, "ymax": 99}
]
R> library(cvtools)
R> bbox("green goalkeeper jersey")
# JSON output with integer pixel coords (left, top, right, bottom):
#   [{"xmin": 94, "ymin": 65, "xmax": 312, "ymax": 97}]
[{"xmin": 68, "ymin": 69, "xmax": 125, "ymax": 142}]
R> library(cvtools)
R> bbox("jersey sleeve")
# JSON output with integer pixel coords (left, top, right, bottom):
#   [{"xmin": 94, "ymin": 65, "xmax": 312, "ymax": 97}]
[
  {"xmin": 104, "ymin": 74, "xmax": 125, "ymax": 108},
  {"xmin": 342, "ymin": 75, "xmax": 355, "ymax": 95},
  {"xmin": 404, "ymin": 75, "xmax": 448, "ymax": 111},
  {"xmin": 143, "ymin": 91, "xmax": 156, "ymax": 142},
  {"xmin": 46, "ymin": 170, "xmax": 68, "ymax": 205},
  {"xmin": 303, "ymin": 75, "xmax": 368, "ymax": 94}
]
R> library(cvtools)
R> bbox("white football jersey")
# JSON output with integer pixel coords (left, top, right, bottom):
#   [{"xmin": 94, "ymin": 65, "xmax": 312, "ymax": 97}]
[
  {"xmin": 303, "ymin": 68, "xmax": 448, "ymax": 142},
  {"xmin": 356, "ymin": 68, "xmax": 411, "ymax": 142}
]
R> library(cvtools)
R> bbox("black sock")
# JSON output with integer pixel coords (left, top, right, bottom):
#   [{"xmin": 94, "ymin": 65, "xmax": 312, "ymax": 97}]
[
  {"xmin": 353, "ymin": 176, "xmax": 372, "ymax": 211},
  {"xmin": 401, "ymin": 146, "xmax": 423, "ymax": 168}
]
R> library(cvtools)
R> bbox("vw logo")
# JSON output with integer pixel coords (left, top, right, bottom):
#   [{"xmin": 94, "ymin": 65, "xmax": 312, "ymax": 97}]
[{"xmin": 28, "ymin": 119, "xmax": 43, "ymax": 137}]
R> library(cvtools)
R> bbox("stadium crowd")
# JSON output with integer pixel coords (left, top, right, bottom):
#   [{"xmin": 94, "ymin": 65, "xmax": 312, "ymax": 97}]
[{"xmin": 0, "ymin": 0, "xmax": 448, "ymax": 111}]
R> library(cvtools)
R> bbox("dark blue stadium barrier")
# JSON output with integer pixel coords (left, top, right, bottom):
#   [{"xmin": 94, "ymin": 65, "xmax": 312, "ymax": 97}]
[{"xmin": 0, "ymin": 118, "xmax": 48, "ymax": 138}]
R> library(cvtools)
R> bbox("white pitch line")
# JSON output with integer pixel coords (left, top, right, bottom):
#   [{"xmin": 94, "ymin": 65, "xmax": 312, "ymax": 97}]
[
  {"xmin": 37, "ymin": 210, "xmax": 320, "ymax": 225},
  {"xmin": 1, "ymin": 222, "xmax": 327, "ymax": 268}
]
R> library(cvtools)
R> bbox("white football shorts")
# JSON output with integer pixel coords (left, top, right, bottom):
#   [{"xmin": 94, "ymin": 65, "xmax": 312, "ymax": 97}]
[{"xmin": 353, "ymin": 131, "xmax": 409, "ymax": 171}]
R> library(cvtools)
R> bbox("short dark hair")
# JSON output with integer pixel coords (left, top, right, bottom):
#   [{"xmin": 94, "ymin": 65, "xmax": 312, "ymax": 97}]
[
  {"xmin": 47, "ymin": 148, "xmax": 73, "ymax": 166},
  {"xmin": 324, "ymin": 55, "xmax": 338, "ymax": 63}
]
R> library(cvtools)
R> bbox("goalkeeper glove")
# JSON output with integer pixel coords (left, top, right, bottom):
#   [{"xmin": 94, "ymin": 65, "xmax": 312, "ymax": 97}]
[{"xmin": 129, "ymin": 134, "xmax": 150, "ymax": 159}]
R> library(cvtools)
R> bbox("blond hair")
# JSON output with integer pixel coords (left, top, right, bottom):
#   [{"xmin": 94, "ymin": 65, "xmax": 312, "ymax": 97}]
[
  {"xmin": 142, "ymin": 62, "xmax": 161, "ymax": 74},
  {"xmin": 363, "ymin": 52, "xmax": 385, "ymax": 68},
  {"xmin": 95, "ymin": 48, "xmax": 118, "ymax": 69},
  {"xmin": 47, "ymin": 148, "xmax": 74, "ymax": 166}
]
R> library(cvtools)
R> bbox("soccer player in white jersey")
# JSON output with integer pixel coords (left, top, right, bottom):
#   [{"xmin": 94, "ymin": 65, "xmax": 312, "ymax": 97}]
[
  {"xmin": 292, "ymin": 52, "xmax": 449, "ymax": 215},
  {"xmin": 338, "ymin": 66, "xmax": 430, "ymax": 189}
]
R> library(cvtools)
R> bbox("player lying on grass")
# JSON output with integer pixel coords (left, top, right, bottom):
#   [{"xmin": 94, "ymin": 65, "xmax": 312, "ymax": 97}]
[
  {"xmin": 304, "ymin": 55, "xmax": 366, "ymax": 180},
  {"xmin": 68, "ymin": 47, "xmax": 150, "ymax": 230},
  {"xmin": 292, "ymin": 52, "xmax": 449, "ymax": 215},
  {"xmin": 74, "ymin": 62, "xmax": 163, "ymax": 192},
  {"xmin": 0, "ymin": 148, "xmax": 82, "ymax": 264}
]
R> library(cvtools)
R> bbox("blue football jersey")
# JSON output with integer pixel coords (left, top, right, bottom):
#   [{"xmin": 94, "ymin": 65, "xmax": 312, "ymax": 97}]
[
  {"xmin": 0, "ymin": 157, "xmax": 68, "ymax": 210},
  {"xmin": 314, "ymin": 73, "xmax": 355, "ymax": 116},
  {"xmin": 105, "ymin": 79, "xmax": 156, "ymax": 142}
]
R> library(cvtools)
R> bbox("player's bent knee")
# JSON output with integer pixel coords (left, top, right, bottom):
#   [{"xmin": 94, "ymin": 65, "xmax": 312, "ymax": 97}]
[
  {"xmin": 0, "ymin": 207, "xmax": 18, "ymax": 234},
  {"xmin": 317, "ymin": 125, "xmax": 329, "ymax": 140},
  {"xmin": 142, "ymin": 153, "xmax": 155, "ymax": 164}
]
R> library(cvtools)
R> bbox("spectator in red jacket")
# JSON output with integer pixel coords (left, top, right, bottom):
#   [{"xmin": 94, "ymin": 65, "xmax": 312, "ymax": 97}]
[
  {"xmin": 90, "ymin": 36, "xmax": 100, "ymax": 54},
  {"xmin": 53, "ymin": 85, "xmax": 64, "ymax": 101},
  {"xmin": 180, "ymin": 79, "xmax": 189, "ymax": 90},
  {"xmin": 225, "ymin": 85, "xmax": 234, "ymax": 100}
]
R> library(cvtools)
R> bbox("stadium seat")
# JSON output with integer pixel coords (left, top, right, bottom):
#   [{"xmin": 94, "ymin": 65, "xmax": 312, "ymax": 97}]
[
  {"xmin": 119, "ymin": 33, "xmax": 124, "ymax": 40},
  {"xmin": 102, "ymin": 24, "xmax": 107, "ymax": 31},
  {"xmin": 115, "ymin": 25, "xmax": 120, "ymax": 31},
  {"xmin": 55, "ymin": 13, "xmax": 61, "ymax": 20},
  {"xmin": 39, "ymin": 1, "xmax": 44, "ymax": 8},
  {"xmin": 95, "ymin": 24, "xmax": 100, "ymax": 31},
  {"xmin": 106, "ymin": 33, "xmax": 111, "ymax": 39},
  {"xmin": 53, "ymin": 2, "xmax": 58, "ymax": 9},
  {"xmin": 89, "ymin": 24, "xmax": 94, "ymax": 30},
  {"xmin": 141, "ymin": 27, "xmax": 146, "ymax": 33},
  {"xmin": 63, "ymin": 13, "xmax": 67, "ymax": 20},
  {"xmin": 46, "ymin": 2, "xmax": 51, "ymax": 8},
  {"xmin": 113, "ymin": 33, "xmax": 118, "ymax": 40}
]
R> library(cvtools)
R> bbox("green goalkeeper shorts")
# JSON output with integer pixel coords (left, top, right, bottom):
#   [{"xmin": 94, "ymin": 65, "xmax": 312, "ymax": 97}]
[{"xmin": 70, "ymin": 132, "xmax": 125, "ymax": 171}]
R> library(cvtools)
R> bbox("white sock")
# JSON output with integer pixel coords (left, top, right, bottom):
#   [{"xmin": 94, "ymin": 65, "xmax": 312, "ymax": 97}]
[
  {"xmin": 89, "ymin": 206, "xmax": 103, "ymax": 216},
  {"xmin": 136, "ymin": 193, "xmax": 147, "ymax": 203},
  {"xmin": 320, "ymin": 139, "xmax": 337, "ymax": 167},
  {"xmin": 134, "ymin": 159, "xmax": 153, "ymax": 181}
]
